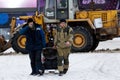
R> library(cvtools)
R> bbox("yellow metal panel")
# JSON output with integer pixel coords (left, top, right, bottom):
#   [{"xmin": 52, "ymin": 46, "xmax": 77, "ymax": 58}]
[
  {"xmin": 67, "ymin": 19, "xmax": 95, "ymax": 29},
  {"xmin": 88, "ymin": 10, "xmax": 117, "ymax": 28},
  {"xmin": 76, "ymin": 10, "xmax": 118, "ymax": 28},
  {"xmin": 34, "ymin": 14, "xmax": 44, "ymax": 27}
]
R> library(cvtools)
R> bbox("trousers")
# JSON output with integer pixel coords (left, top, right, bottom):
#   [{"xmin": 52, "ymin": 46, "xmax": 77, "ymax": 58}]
[
  {"xmin": 29, "ymin": 50, "xmax": 43, "ymax": 73},
  {"xmin": 57, "ymin": 47, "xmax": 71, "ymax": 72}
]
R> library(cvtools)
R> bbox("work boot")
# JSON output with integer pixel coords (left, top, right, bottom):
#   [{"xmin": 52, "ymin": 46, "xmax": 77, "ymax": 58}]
[
  {"xmin": 30, "ymin": 72, "xmax": 37, "ymax": 76},
  {"xmin": 38, "ymin": 70, "xmax": 44, "ymax": 75},
  {"xmin": 59, "ymin": 71, "xmax": 63, "ymax": 76},
  {"xmin": 63, "ymin": 69, "xmax": 68, "ymax": 74}
]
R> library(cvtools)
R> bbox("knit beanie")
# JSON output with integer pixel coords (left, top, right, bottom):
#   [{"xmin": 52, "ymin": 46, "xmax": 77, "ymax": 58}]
[
  {"xmin": 27, "ymin": 18, "xmax": 33, "ymax": 23},
  {"xmin": 59, "ymin": 19, "xmax": 66, "ymax": 23}
]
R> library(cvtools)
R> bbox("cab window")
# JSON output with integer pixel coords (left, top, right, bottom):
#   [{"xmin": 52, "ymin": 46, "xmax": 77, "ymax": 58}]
[{"xmin": 57, "ymin": 0, "xmax": 67, "ymax": 8}]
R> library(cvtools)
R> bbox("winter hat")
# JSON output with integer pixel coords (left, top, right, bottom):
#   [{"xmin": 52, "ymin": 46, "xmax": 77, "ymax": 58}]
[
  {"xmin": 59, "ymin": 19, "xmax": 66, "ymax": 23},
  {"xmin": 27, "ymin": 18, "xmax": 33, "ymax": 23}
]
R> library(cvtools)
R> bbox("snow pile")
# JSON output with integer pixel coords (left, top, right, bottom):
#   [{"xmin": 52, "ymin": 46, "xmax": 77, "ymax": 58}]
[{"xmin": 96, "ymin": 38, "xmax": 120, "ymax": 50}]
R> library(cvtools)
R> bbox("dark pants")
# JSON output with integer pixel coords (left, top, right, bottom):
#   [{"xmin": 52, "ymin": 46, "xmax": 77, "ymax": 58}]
[{"xmin": 29, "ymin": 50, "xmax": 43, "ymax": 74}]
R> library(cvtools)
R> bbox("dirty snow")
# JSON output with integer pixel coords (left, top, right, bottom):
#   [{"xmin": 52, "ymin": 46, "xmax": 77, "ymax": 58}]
[{"xmin": 0, "ymin": 38, "xmax": 120, "ymax": 80}]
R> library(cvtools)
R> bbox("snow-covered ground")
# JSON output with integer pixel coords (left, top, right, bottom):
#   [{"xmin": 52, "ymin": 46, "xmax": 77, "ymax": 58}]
[
  {"xmin": 0, "ymin": 38, "xmax": 120, "ymax": 80},
  {"xmin": 96, "ymin": 38, "xmax": 120, "ymax": 50}
]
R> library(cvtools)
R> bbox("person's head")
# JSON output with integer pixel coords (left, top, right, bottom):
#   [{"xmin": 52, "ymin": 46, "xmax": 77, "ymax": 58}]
[
  {"xmin": 27, "ymin": 18, "xmax": 34, "ymax": 28},
  {"xmin": 59, "ymin": 19, "xmax": 67, "ymax": 28}
]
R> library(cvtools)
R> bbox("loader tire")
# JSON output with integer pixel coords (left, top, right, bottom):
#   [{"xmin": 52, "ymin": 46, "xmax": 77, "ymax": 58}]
[
  {"xmin": 11, "ymin": 32, "xmax": 28, "ymax": 54},
  {"xmin": 90, "ymin": 36, "xmax": 99, "ymax": 51},
  {"xmin": 72, "ymin": 27, "xmax": 93, "ymax": 52}
]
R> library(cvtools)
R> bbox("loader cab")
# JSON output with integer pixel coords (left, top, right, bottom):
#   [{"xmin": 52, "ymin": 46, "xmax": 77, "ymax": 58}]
[
  {"xmin": 43, "ymin": 0, "xmax": 79, "ymax": 20},
  {"xmin": 56, "ymin": 0, "xmax": 68, "ymax": 19}
]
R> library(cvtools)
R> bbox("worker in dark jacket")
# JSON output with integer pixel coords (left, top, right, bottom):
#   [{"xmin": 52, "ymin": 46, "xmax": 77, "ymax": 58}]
[{"xmin": 19, "ymin": 18, "xmax": 46, "ymax": 76}]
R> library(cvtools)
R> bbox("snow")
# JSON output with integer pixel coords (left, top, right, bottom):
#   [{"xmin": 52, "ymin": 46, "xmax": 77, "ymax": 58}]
[
  {"xmin": 96, "ymin": 38, "xmax": 120, "ymax": 50},
  {"xmin": 3, "ymin": 48, "xmax": 15, "ymax": 53},
  {"xmin": 0, "ymin": 38, "xmax": 120, "ymax": 80}
]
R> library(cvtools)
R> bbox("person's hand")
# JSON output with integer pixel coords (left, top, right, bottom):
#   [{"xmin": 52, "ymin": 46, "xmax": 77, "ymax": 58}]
[
  {"xmin": 65, "ymin": 41, "xmax": 71, "ymax": 47},
  {"xmin": 53, "ymin": 45, "xmax": 56, "ymax": 49},
  {"xmin": 43, "ymin": 48, "xmax": 46, "ymax": 50},
  {"xmin": 42, "ymin": 48, "xmax": 46, "ymax": 52}
]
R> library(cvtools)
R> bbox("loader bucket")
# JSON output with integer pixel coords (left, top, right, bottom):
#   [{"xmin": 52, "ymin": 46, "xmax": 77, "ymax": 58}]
[{"xmin": 0, "ymin": 35, "xmax": 11, "ymax": 52}]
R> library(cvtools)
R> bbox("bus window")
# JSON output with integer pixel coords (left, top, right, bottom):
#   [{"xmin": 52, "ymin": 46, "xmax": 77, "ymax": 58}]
[
  {"xmin": 0, "ymin": 0, "xmax": 37, "ymax": 8},
  {"xmin": 39, "ymin": 0, "xmax": 46, "ymax": 13}
]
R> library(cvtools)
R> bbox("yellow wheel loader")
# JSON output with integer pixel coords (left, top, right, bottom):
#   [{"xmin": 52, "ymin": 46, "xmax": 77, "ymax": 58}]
[{"xmin": 1, "ymin": 0, "xmax": 120, "ymax": 54}]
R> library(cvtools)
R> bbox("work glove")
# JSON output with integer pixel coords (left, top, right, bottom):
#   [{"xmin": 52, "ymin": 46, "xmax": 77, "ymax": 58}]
[{"xmin": 53, "ymin": 45, "xmax": 56, "ymax": 49}]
